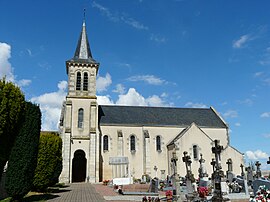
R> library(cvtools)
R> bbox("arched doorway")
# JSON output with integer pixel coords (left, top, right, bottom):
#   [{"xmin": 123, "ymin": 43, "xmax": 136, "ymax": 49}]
[{"xmin": 72, "ymin": 150, "xmax": 87, "ymax": 182}]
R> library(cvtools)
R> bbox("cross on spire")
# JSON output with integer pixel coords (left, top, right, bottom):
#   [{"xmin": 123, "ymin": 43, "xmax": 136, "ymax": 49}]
[{"xmin": 84, "ymin": 8, "xmax": 86, "ymax": 23}]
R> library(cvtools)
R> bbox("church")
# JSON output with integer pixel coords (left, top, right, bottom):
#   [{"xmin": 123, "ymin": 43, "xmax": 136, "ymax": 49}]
[{"xmin": 59, "ymin": 20, "xmax": 244, "ymax": 184}]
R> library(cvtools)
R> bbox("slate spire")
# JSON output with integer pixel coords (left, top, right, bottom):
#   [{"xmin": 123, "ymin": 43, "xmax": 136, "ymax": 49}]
[{"xmin": 73, "ymin": 19, "xmax": 95, "ymax": 62}]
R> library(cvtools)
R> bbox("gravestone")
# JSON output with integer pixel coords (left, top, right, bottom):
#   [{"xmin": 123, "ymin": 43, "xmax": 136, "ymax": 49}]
[
  {"xmin": 226, "ymin": 159, "xmax": 234, "ymax": 183},
  {"xmin": 267, "ymin": 157, "xmax": 270, "ymax": 178},
  {"xmin": 227, "ymin": 172, "xmax": 234, "ymax": 183},
  {"xmin": 182, "ymin": 151, "xmax": 197, "ymax": 201},
  {"xmin": 198, "ymin": 154, "xmax": 209, "ymax": 187},
  {"xmin": 149, "ymin": 178, "xmax": 158, "ymax": 193},
  {"xmin": 252, "ymin": 179, "xmax": 270, "ymax": 195},
  {"xmin": 239, "ymin": 164, "xmax": 249, "ymax": 195},
  {"xmin": 210, "ymin": 140, "xmax": 230, "ymax": 202},
  {"xmin": 246, "ymin": 166, "xmax": 254, "ymax": 186},
  {"xmin": 254, "ymin": 161, "xmax": 262, "ymax": 179}
]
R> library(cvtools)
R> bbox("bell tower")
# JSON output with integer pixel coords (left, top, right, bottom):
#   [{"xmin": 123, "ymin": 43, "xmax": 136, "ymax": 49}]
[{"xmin": 60, "ymin": 19, "xmax": 100, "ymax": 183}]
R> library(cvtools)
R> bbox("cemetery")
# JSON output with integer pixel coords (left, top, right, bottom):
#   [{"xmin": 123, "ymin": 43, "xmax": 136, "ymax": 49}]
[{"xmin": 99, "ymin": 139, "xmax": 270, "ymax": 202}]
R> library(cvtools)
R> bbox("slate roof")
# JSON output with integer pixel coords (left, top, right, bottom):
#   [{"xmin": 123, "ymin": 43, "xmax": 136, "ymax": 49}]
[
  {"xmin": 67, "ymin": 22, "xmax": 97, "ymax": 64},
  {"xmin": 98, "ymin": 105, "xmax": 227, "ymax": 128}
]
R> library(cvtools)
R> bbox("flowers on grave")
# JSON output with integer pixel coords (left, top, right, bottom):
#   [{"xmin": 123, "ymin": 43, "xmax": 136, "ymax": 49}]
[
  {"xmin": 165, "ymin": 190, "xmax": 173, "ymax": 202},
  {"xmin": 249, "ymin": 185, "xmax": 270, "ymax": 202},
  {"xmin": 198, "ymin": 186, "xmax": 209, "ymax": 198},
  {"xmin": 165, "ymin": 190, "xmax": 173, "ymax": 197},
  {"xmin": 102, "ymin": 179, "xmax": 110, "ymax": 185},
  {"xmin": 159, "ymin": 181, "xmax": 165, "ymax": 191},
  {"xmin": 142, "ymin": 196, "xmax": 160, "ymax": 202},
  {"xmin": 142, "ymin": 196, "xmax": 148, "ymax": 202}
]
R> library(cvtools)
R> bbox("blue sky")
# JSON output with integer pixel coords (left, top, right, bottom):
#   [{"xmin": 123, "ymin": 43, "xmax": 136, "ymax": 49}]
[{"xmin": 0, "ymin": 0, "xmax": 269, "ymax": 170}]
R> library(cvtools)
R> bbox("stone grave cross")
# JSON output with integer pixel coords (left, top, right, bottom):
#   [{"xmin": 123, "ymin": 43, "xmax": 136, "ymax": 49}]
[
  {"xmin": 171, "ymin": 151, "xmax": 181, "ymax": 202},
  {"xmin": 226, "ymin": 158, "xmax": 234, "ymax": 183},
  {"xmin": 255, "ymin": 161, "xmax": 262, "ymax": 179},
  {"xmin": 240, "ymin": 164, "xmax": 245, "ymax": 178},
  {"xmin": 226, "ymin": 158, "xmax": 233, "ymax": 172},
  {"xmin": 198, "ymin": 154, "xmax": 209, "ymax": 188},
  {"xmin": 212, "ymin": 139, "xmax": 223, "ymax": 171},
  {"xmin": 245, "ymin": 166, "xmax": 254, "ymax": 186},
  {"xmin": 210, "ymin": 140, "xmax": 230, "ymax": 202},
  {"xmin": 211, "ymin": 158, "xmax": 216, "ymax": 173},
  {"xmin": 182, "ymin": 151, "xmax": 196, "ymax": 201},
  {"xmin": 182, "ymin": 151, "xmax": 193, "ymax": 180},
  {"xmin": 199, "ymin": 153, "xmax": 208, "ymax": 178},
  {"xmin": 267, "ymin": 157, "xmax": 270, "ymax": 165}
]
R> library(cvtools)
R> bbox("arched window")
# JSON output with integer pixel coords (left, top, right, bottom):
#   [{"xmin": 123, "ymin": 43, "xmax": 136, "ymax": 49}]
[
  {"xmin": 76, "ymin": 72, "xmax": 81, "ymax": 91},
  {"xmin": 103, "ymin": 135, "xmax": 109, "ymax": 151},
  {"xmin": 156, "ymin": 136, "xmax": 161, "ymax": 151},
  {"xmin": 130, "ymin": 135, "xmax": 136, "ymax": 151},
  {"xmin": 78, "ymin": 108, "xmax": 84, "ymax": 128},
  {"xmin": 83, "ymin": 72, "xmax": 88, "ymax": 91},
  {"xmin": 193, "ymin": 145, "xmax": 198, "ymax": 160}
]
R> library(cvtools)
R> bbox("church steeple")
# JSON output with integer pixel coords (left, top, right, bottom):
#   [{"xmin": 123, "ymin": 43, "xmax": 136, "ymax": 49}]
[{"xmin": 72, "ymin": 21, "xmax": 96, "ymax": 63}]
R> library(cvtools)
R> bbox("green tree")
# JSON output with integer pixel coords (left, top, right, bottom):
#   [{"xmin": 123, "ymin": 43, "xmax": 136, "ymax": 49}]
[
  {"xmin": 5, "ymin": 102, "xmax": 41, "ymax": 200},
  {"xmin": 32, "ymin": 132, "xmax": 62, "ymax": 191},
  {"xmin": 0, "ymin": 79, "xmax": 25, "ymax": 177}
]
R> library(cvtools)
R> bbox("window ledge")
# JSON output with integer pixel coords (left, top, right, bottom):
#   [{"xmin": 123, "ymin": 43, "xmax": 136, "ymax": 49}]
[{"xmin": 131, "ymin": 150, "xmax": 136, "ymax": 154}]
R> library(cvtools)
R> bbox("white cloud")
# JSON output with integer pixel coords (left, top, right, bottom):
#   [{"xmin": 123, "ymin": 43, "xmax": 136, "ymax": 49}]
[
  {"xmin": 121, "ymin": 15, "xmax": 148, "ymax": 30},
  {"xmin": 96, "ymin": 73, "xmax": 112, "ymax": 92},
  {"xmin": 116, "ymin": 88, "xmax": 147, "ymax": 106},
  {"xmin": 263, "ymin": 133, "xmax": 270, "ymax": 138},
  {"xmin": 260, "ymin": 112, "xmax": 270, "ymax": 118},
  {"xmin": 161, "ymin": 92, "xmax": 168, "ymax": 98},
  {"xmin": 259, "ymin": 47, "xmax": 270, "ymax": 65},
  {"xmin": 26, "ymin": 48, "xmax": 33, "ymax": 57},
  {"xmin": 0, "ymin": 42, "xmax": 32, "ymax": 88},
  {"xmin": 128, "ymin": 75, "xmax": 166, "ymax": 85},
  {"xmin": 254, "ymin": 71, "xmax": 264, "ymax": 77},
  {"xmin": 0, "ymin": 42, "xmax": 14, "ymax": 81},
  {"xmin": 223, "ymin": 110, "xmax": 238, "ymax": 118},
  {"xmin": 185, "ymin": 102, "xmax": 207, "ymax": 108},
  {"xmin": 245, "ymin": 150, "xmax": 269, "ymax": 160},
  {"xmin": 30, "ymin": 80, "xmax": 67, "ymax": 131},
  {"xmin": 146, "ymin": 95, "xmax": 168, "ymax": 107},
  {"xmin": 114, "ymin": 88, "xmax": 169, "ymax": 107},
  {"xmin": 17, "ymin": 79, "xmax": 31, "ymax": 87},
  {"xmin": 150, "ymin": 34, "xmax": 167, "ymax": 43},
  {"xmin": 235, "ymin": 122, "xmax": 241, "ymax": 127},
  {"xmin": 97, "ymin": 95, "xmax": 114, "ymax": 105},
  {"xmin": 113, "ymin": 83, "xmax": 126, "ymax": 94},
  {"xmin": 233, "ymin": 34, "xmax": 250, "ymax": 48},
  {"xmin": 263, "ymin": 78, "xmax": 270, "ymax": 85},
  {"xmin": 92, "ymin": 1, "xmax": 148, "ymax": 30},
  {"xmin": 238, "ymin": 98, "xmax": 253, "ymax": 106}
]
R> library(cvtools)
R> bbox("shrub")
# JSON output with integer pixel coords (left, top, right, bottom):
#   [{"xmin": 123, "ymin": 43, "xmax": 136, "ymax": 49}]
[
  {"xmin": 0, "ymin": 79, "xmax": 25, "ymax": 176},
  {"xmin": 5, "ymin": 102, "xmax": 41, "ymax": 200},
  {"xmin": 32, "ymin": 132, "xmax": 62, "ymax": 191}
]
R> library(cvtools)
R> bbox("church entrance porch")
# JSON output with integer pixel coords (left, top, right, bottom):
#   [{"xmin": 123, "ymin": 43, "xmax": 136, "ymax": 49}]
[{"xmin": 72, "ymin": 150, "xmax": 87, "ymax": 182}]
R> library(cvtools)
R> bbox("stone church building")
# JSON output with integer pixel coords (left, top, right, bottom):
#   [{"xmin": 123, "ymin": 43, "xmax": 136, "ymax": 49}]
[{"xmin": 59, "ymin": 21, "xmax": 244, "ymax": 184}]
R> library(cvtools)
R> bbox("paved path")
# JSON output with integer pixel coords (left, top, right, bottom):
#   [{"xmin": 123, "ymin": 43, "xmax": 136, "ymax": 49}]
[
  {"xmin": 47, "ymin": 183, "xmax": 106, "ymax": 202},
  {"xmin": 44, "ymin": 183, "xmax": 249, "ymax": 202}
]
